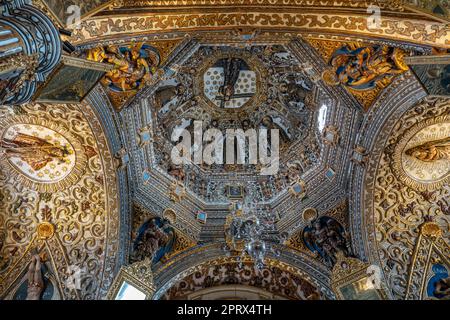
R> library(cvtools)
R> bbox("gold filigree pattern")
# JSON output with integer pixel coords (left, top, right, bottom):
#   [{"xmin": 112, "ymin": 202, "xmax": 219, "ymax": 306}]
[
  {"xmin": 405, "ymin": 222, "xmax": 450, "ymax": 300},
  {"xmin": 161, "ymin": 259, "xmax": 322, "ymax": 300},
  {"xmin": 163, "ymin": 232, "xmax": 196, "ymax": 261},
  {"xmin": 70, "ymin": 11, "xmax": 450, "ymax": 48},
  {"xmin": 285, "ymin": 230, "xmax": 317, "ymax": 258},
  {"xmin": 369, "ymin": 98, "xmax": 450, "ymax": 299},
  {"xmin": 0, "ymin": 102, "xmax": 120, "ymax": 300}
]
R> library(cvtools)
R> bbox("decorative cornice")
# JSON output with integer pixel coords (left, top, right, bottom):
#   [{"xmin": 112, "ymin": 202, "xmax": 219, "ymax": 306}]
[{"xmin": 70, "ymin": 10, "xmax": 449, "ymax": 48}]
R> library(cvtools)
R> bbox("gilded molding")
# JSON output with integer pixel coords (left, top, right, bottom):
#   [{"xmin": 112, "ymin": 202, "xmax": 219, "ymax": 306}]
[{"xmin": 405, "ymin": 222, "xmax": 450, "ymax": 300}]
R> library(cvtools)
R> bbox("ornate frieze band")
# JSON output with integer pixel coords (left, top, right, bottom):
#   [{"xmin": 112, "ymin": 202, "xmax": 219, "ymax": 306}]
[{"xmin": 71, "ymin": 12, "xmax": 449, "ymax": 48}]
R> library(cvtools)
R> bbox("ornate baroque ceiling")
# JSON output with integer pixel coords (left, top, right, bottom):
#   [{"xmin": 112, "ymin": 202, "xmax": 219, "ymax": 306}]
[{"xmin": 0, "ymin": 0, "xmax": 449, "ymax": 300}]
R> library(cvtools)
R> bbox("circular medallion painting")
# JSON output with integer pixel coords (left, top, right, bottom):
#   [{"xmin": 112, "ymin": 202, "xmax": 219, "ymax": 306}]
[
  {"xmin": 0, "ymin": 117, "xmax": 87, "ymax": 192},
  {"xmin": 393, "ymin": 115, "xmax": 450, "ymax": 191},
  {"xmin": 203, "ymin": 58, "xmax": 257, "ymax": 109}
]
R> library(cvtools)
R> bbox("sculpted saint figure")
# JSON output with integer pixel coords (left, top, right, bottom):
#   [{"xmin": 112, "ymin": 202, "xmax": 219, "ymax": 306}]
[
  {"xmin": 330, "ymin": 45, "xmax": 407, "ymax": 90},
  {"xmin": 304, "ymin": 218, "xmax": 350, "ymax": 267},
  {"xmin": 26, "ymin": 254, "xmax": 44, "ymax": 300},
  {"xmin": 220, "ymin": 58, "xmax": 243, "ymax": 103},
  {"xmin": 132, "ymin": 219, "xmax": 170, "ymax": 263},
  {"xmin": 1, "ymin": 133, "xmax": 72, "ymax": 171},
  {"xmin": 405, "ymin": 137, "xmax": 450, "ymax": 162},
  {"xmin": 87, "ymin": 43, "xmax": 159, "ymax": 92}
]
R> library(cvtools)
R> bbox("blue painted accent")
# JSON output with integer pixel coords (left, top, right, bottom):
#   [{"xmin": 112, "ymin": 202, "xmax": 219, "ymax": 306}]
[
  {"xmin": 142, "ymin": 132, "xmax": 151, "ymax": 142},
  {"xmin": 133, "ymin": 217, "xmax": 176, "ymax": 264},
  {"xmin": 142, "ymin": 171, "xmax": 151, "ymax": 183},
  {"xmin": 293, "ymin": 184, "xmax": 302, "ymax": 193},
  {"xmin": 196, "ymin": 211, "xmax": 207, "ymax": 223},
  {"xmin": 325, "ymin": 168, "xmax": 336, "ymax": 180},
  {"xmin": 426, "ymin": 264, "xmax": 449, "ymax": 299}
]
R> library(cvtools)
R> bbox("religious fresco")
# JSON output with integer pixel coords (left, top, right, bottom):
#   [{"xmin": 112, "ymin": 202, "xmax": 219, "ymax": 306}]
[
  {"xmin": 0, "ymin": 102, "xmax": 120, "ymax": 300},
  {"xmin": 87, "ymin": 43, "xmax": 161, "ymax": 110},
  {"xmin": 321, "ymin": 43, "xmax": 409, "ymax": 110},
  {"xmin": 1, "ymin": 125, "xmax": 75, "ymax": 182},
  {"xmin": 410, "ymin": 64, "xmax": 450, "ymax": 96},
  {"xmin": 0, "ymin": 116, "xmax": 87, "ymax": 192}
]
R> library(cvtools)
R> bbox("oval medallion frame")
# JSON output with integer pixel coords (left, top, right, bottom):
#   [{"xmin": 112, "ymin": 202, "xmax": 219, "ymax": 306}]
[
  {"xmin": 391, "ymin": 114, "xmax": 450, "ymax": 192},
  {"xmin": 0, "ymin": 115, "xmax": 87, "ymax": 192}
]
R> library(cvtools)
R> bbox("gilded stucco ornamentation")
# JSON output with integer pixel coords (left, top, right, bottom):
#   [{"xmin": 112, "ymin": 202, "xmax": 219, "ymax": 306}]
[
  {"xmin": 106, "ymin": 258, "xmax": 156, "ymax": 300},
  {"xmin": 322, "ymin": 44, "xmax": 409, "ymax": 110},
  {"xmin": 120, "ymin": 0, "xmax": 403, "ymax": 9},
  {"xmin": 87, "ymin": 43, "xmax": 162, "ymax": 110},
  {"xmin": 363, "ymin": 97, "xmax": 450, "ymax": 299},
  {"xmin": 331, "ymin": 252, "xmax": 388, "ymax": 300},
  {"xmin": 70, "ymin": 12, "xmax": 449, "ymax": 48},
  {"xmin": 161, "ymin": 260, "xmax": 322, "ymax": 300},
  {"xmin": 405, "ymin": 221, "xmax": 450, "ymax": 300},
  {"xmin": 0, "ymin": 102, "xmax": 120, "ymax": 300}
]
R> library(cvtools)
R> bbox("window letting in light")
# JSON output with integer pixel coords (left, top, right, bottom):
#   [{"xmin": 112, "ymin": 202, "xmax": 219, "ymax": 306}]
[
  {"xmin": 115, "ymin": 282, "xmax": 146, "ymax": 300},
  {"xmin": 318, "ymin": 104, "xmax": 328, "ymax": 132}
]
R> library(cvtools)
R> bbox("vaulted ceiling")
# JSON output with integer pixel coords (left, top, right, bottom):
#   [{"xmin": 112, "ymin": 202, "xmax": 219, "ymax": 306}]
[{"xmin": 0, "ymin": 0, "xmax": 449, "ymax": 300}]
